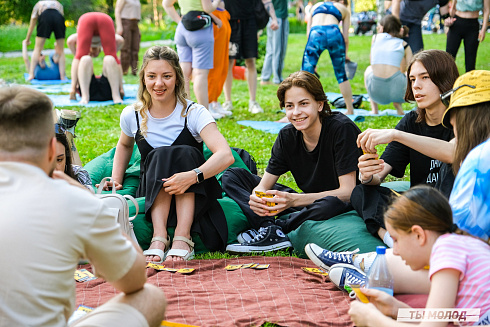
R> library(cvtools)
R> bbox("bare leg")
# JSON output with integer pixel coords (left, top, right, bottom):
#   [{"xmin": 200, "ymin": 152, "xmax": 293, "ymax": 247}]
[
  {"xmin": 394, "ymin": 102, "xmax": 404, "ymax": 115},
  {"xmin": 102, "ymin": 56, "xmax": 123, "ymax": 104},
  {"xmin": 386, "ymin": 249, "xmax": 430, "ymax": 294},
  {"xmin": 224, "ymin": 60, "xmax": 234, "ymax": 102},
  {"xmin": 70, "ymin": 58, "xmax": 80, "ymax": 100},
  {"xmin": 192, "ymin": 68, "xmax": 210, "ymax": 108},
  {"xmin": 29, "ymin": 37, "xmax": 46, "ymax": 80},
  {"xmin": 78, "ymin": 55, "xmax": 94, "ymax": 104},
  {"xmin": 54, "ymin": 38, "xmax": 66, "ymax": 80},
  {"xmin": 146, "ymin": 189, "xmax": 172, "ymax": 262},
  {"xmin": 166, "ymin": 192, "xmax": 195, "ymax": 261},
  {"xmin": 244, "ymin": 58, "xmax": 257, "ymax": 102},
  {"xmin": 74, "ymin": 284, "xmax": 167, "ymax": 327},
  {"xmin": 339, "ymin": 80, "xmax": 354, "ymax": 115},
  {"xmin": 180, "ymin": 61, "xmax": 192, "ymax": 99}
]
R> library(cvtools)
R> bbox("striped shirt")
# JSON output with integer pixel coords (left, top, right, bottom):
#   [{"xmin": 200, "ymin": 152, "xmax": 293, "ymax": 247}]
[{"xmin": 430, "ymin": 233, "xmax": 490, "ymax": 325}]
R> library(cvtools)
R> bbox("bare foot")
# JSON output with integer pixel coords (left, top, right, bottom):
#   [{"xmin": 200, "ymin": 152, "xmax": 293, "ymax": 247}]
[
  {"xmin": 69, "ymin": 91, "xmax": 77, "ymax": 100},
  {"xmin": 27, "ymin": 74, "xmax": 35, "ymax": 81},
  {"xmin": 146, "ymin": 239, "xmax": 168, "ymax": 262},
  {"xmin": 80, "ymin": 97, "xmax": 89, "ymax": 104},
  {"xmin": 113, "ymin": 97, "xmax": 123, "ymax": 105},
  {"xmin": 260, "ymin": 80, "xmax": 271, "ymax": 85},
  {"xmin": 165, "ymin": 239, "xmax": 192, "ymax": 262}
]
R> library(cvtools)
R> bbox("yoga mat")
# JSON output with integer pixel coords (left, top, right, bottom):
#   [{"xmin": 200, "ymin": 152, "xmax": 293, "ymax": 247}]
[
  {"xmin": 238, "ymin": 114, "xmax": 366, "ymax": 134},
  {"xmin": 24, "ymin": 83, "xmax": 139, "ymax": 99},
  {"xmin": 325, "ymin": 92, "xmax": 370, "ymax": 102},
  {"xmin": 47, "ymin": 94, "xmax": 137, "ymax": 107},
  {"xmin": 24, "ymin": 73, "xmax": 70, "ymax": 85}
]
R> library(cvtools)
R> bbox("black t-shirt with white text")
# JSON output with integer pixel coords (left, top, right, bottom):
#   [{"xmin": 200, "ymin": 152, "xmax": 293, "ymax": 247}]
[
  {"xmin": 381, "ymin": 110, "xmax": 454, "ymax": 187},
  {"xmin": 266, "ymin": 112, "xmax": 362, "ymax": 193}
]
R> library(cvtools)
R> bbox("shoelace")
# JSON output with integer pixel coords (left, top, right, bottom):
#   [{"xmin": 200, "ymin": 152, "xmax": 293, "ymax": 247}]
[
  {"xmin": 248, "ymin": 227, "xmax": 267, "ymax": 243},
  {"xmin": 345, "ymin": 271, "xmax": 365, "ymax": 286},
  {"xmin": 327, "ymin": 248, "xmax": 359, "ymax": 264}
]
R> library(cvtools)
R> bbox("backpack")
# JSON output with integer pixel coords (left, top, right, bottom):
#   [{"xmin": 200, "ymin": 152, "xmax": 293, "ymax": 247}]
[
  {"xmin": 232, "ymin": 147, "xmax": 258, "ymax": 175},
  {"xmin": 255, "ymin": 0, "xmax": 270, "ymax": 30},
  {"xmin": 330, "ymin": 95, "xmax": 364, "ymax": 109},
  {"xmin": 96, "ymin": 177, "xmax": 140, "ymax": 247}
]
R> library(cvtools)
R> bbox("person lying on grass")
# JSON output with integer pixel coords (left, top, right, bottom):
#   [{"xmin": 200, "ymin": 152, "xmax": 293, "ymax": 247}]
[{"xmin": 223, "ymin": 70, "xmax": 361, "ymax": 254}]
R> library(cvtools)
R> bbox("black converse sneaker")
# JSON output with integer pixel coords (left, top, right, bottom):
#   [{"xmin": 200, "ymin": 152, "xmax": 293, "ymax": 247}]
[
  {"xmin": 226, "ymin": 225, "xmax": 292, "ymax": 253},
  {"xmin": 236, "ymin": 229, "xmax": 259, "ymax": 244}
]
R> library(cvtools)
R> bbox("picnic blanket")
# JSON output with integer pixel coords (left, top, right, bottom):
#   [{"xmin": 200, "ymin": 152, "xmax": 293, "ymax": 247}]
[{"xmin": 76, "ymin": 256, "xmax": 354, "ymax": 327}]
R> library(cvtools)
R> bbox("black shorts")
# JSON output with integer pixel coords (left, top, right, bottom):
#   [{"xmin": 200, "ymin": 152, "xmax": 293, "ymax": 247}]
[
  {"xmin": 229, "ymin": 18, "xmax": 258, "ymax": 60},
  {"xmin": 78, "ymin": 75, "xmax": 113, "ymax": 101},
  {"xmin": 37, "ymin": 9, "xmax": 66, "ymax": 39}
]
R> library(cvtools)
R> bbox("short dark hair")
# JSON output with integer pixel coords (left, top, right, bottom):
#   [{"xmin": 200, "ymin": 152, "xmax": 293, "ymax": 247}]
[
  {"xmin": 404, "ymin": 50, "xmax": 459, "ymax": 123},
  {"xmin": 379, "ymin": 15, "xmax": 405, "ymax": 38},
  {"xmin": 0, "ymin": 87, "xmax": 54, "ymax": 157},
  {"xmin": 277, "ymin": 71, "xmax": 330, "ymax": 119}
]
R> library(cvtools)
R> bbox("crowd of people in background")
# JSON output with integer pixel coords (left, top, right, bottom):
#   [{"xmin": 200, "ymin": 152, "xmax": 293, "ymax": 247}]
[{"xmin": 5, "ymin": 0, "xmax": 490, "ymax": 325}]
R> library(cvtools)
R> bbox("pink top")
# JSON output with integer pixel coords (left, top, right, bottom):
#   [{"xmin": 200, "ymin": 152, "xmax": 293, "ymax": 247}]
[{"xmin": 430, "ymin": 233, "xmax": 490, "ymax": 324}]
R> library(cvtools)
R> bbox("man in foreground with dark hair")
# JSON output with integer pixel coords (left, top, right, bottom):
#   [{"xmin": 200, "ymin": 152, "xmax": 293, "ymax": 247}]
[{"xmin": 0, "ymin": 86, "xmax": 166, "ymax": 326}]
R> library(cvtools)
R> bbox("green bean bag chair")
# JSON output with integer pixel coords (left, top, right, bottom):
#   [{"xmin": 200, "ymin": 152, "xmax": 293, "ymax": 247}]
[{"xmin": 84, "ymin": 145, "xmax": 141, "ymax": 196}]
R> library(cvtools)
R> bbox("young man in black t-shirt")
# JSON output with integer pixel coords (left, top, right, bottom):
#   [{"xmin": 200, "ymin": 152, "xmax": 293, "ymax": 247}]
[
  {"xmin": 223, "ymin": 71, "xmax": 362, "ymax": 253},
  {"xmin": 352, "ymin": 50, "xmax": 458, "ymax": 247}
]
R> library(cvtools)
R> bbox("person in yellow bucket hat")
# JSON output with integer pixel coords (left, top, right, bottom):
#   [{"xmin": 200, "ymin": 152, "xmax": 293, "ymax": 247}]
[{"xmin": 440, "ymin": 69, "xmax": 490, "ymax": 243}]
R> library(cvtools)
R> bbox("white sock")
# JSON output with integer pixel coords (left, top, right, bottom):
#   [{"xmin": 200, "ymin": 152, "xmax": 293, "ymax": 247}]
[
  {"xmin": 353, "ymin": 252, "xmax": 377, "ymax": 273},
  {"xmin": 383, "ymin": 231, "xmax": 394, "ymax": 248}
]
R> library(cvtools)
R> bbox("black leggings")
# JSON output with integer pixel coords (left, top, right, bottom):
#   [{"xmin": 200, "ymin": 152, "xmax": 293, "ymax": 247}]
[{"xmin": 446, "ymin": 16, "xmax": 480, "ymax": 72}]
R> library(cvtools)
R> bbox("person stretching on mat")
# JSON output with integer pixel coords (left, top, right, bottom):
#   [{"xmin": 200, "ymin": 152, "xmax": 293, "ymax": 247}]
[
  {"xmin": 69, "ymin": 12, "xmax": 124, "ymax": 104},
  {"xmin": 22, "ymin": 39, "xmax": 61, "ymax": 81},
  {"xmin": 24, "ymin": 0, "xmax": 66, "ymax": 81},
  {"xmin": 223, "ymin": 70, "xmax": 362, "ymax": 254},
  {"xmin": 101, "ymin": 46, "xmax": 234, "ymax": 262},
  {"xmin": 302, "ymin": 0, "xmax": 354, "ymax": 115}
]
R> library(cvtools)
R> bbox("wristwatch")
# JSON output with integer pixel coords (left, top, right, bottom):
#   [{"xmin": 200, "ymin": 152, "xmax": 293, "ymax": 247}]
[{"xmin": 193, "ymin": 168, "xmax": 204, "ymax": 184}]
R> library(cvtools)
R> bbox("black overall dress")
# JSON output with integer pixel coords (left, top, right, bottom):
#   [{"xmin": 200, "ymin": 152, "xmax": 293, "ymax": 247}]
[{"xmin": 134, "ymin": 103, "xmax": 227, "ymax": 251}]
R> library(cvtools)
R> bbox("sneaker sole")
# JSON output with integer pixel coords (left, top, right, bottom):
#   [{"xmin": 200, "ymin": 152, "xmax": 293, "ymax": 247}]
[
  {"xmin": 304, "ymin": 244, "xmax": 332, "ymax": 272},
  {"xmin": 226, "ymin": 241, "xmax": 292, "ymax": 253}
]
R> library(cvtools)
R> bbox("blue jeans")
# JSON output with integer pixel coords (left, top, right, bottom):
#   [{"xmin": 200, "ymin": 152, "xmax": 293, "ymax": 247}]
[{"xmin": 261, "ymin": 17, "xmax": 289, "ymax": 84}]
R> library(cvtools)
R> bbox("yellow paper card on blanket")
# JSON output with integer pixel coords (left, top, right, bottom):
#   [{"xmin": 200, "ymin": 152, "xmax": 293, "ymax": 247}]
[
  {"xmin": 161, "ymin": 320, "xmax": 200, "ymax": 327},
  {"xmin": 74, "ymin": 269, "xmax": 97, "ymax": 282},
  {"xmin": 147, "ymin": 263, "xmax": 166, "ymax": 270},
  {"xmin": 302, "ymin": 267, "xmax": 328, "ymax": 276},
  {"xmin": 253, "ymin": 264, "xmax": 270, "ymax": 270},
  {"xmin": 177, "ymin": 268, "xmax": 195, "ymax": 274},
  {"xmin": 240, "ymin": 263, "xmax": 257, "ymax": 269},
  {"xmin": 162, "ymin": 268, "xmax": 179, "ymax": 273},
  {"xmin": 225, "ymin": 264, "xmax": 243, "ymax": 271}
]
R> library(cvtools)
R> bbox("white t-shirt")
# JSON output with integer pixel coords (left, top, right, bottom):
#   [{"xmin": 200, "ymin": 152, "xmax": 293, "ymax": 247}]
[
  {"xmin": 120, "ymin": 100, "xmax": 215, "ymax": 148},
  {"xmin": 0, "ymin": 162, "xmax": 138, "ymax": 327}
]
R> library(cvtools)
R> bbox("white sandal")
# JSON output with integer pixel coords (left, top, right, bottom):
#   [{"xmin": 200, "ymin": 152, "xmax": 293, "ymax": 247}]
[
  {"xmin": 143, "ymin": 236, "xmax": 170, "ymax": 264},
  {"xmin": 166, "ymin": 236, "xmax": 195, "ymax": 261}
]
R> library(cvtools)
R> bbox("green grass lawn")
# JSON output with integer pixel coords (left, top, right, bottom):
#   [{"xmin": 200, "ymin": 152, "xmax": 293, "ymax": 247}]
[{"xmin": 1, "ymin": 27, "xmax": 488, "ymax": 188}]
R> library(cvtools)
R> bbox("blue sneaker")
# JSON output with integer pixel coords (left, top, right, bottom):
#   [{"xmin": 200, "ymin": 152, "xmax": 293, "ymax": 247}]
[
  {"xmin": 305, "ymin": 243, "xmax": 359, "ymax": 272},
  {"xmin": 328, "ymin": 263, "xmax": 366, "ymax": 291}
]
